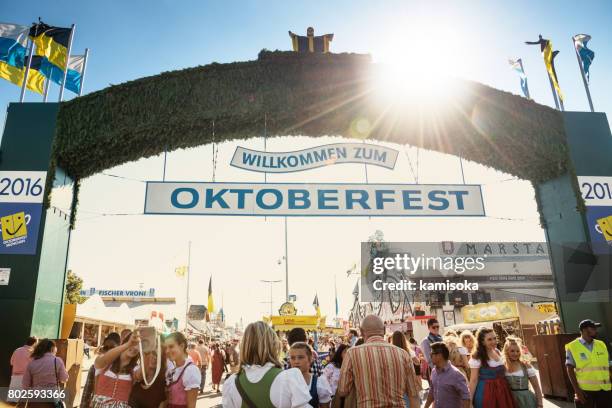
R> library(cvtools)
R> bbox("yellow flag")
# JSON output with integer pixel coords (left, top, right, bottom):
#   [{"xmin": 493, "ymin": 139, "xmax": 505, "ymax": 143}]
[
  {"xmin": 175, "ymin": 265, "xmax": 187, "ymax": 277},
  {"xmin": 207, "ymin": 277, "xmax": 215, "ymax": 313},
  {"xmin": 543, "ymin": 41, "xmax": 564, "ymax": 102},
  {"xmin": 0, "ymin": 61, "xmax": 44, "ymax": 94}
]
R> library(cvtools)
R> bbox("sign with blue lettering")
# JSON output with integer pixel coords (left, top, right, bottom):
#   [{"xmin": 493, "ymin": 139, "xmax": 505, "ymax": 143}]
[
  {"xmin": 144, "ymin": 182, "xmax": 485, "ymax": 217},
  {"xmin": 230, "ymin": 143, "xmax": 399, "ymax": 173}
]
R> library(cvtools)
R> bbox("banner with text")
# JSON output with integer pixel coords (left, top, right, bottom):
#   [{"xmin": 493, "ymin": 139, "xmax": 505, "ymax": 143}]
[
  {"xmin": 144, "ymin": 182, "xmax": 485, "ymax": 217},
  {"xmin": 578, "ymin": 176, "xmax": 612, "ymax": 249},
  {"xmin": 0, "ymin": 171, "xmax": 47, "ymax": 255},
  {"xmin": 230, "ymin": 143, "xmax": 399, "ymax": 173}
]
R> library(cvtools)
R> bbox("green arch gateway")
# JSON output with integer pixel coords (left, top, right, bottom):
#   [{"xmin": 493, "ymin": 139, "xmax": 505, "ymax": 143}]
[
  {"xmin": 54, "ymin": 51, "xmax": 568, "ymax": 182},
  {"xmin": 1, "ymin": 50, "xmax": 611, "ymax": 388}
]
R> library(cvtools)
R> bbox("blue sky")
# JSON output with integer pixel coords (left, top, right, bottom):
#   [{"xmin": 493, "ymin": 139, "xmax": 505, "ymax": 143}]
[{"xmin": 1, "ymin": 1, "xmax": 611, "ymax": 326}]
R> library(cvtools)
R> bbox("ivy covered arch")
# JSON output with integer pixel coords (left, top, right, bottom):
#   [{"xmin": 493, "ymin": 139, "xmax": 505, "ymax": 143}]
[{"xmin": 55, "ymin": 51, "xmax": 568, "ymax": 184}]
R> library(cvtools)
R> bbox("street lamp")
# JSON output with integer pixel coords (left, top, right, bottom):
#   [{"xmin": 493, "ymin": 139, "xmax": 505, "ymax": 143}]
[
  {"xmin": 277, "ymin": 255, "xmax": 289, "ymax": 302},
  {"xmin": 260, "ymin": 279, "xmax": 281, "ymax": 317}
]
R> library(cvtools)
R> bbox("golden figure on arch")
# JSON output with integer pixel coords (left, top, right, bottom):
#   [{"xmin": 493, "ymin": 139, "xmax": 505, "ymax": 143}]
[{"xmin": 288, "ymin": 27, "xmax": 334, "ymax": 53}]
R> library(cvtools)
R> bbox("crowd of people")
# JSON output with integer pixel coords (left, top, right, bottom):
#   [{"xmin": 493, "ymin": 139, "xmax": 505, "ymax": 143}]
[
  {"xmin": 7, "ymin": 328, "xmax": 240, "ymax": 408},
  {"xmin": 6, "ymin": 316, "xmax": 611, "ymax": 407}
]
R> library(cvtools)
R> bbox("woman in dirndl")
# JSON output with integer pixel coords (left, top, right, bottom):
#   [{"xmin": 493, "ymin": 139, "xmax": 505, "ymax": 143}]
[
  {"xmin": 91, "ymin": 332, "xmax": 140, "ymax": 408},
  {"xmin": 165, "ymin": 332, "xmax": 201, "ymax": 408},
  {"xmin": 502, "ymin": 337, "xmax": 543, "ymax": 408},
  {"xmin": 468, "ymin": 328, "xmax": 516, "ymax": 408}
]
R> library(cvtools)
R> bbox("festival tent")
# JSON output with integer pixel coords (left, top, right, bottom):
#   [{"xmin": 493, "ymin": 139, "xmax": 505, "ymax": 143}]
[
  {"xmin": 71, "ymin": 294, "xmax": 135, "ymax": 346},
  {"xmin": 265, "ymin": 315, "xmax": 326, "ymax": 331},
  {"xmin": 76, "ymin": 294, "xmax": 135, "ymax": 327},
  {"xmin": 448, "ymin": 301, "xmax": 556, "ymax": 356}
]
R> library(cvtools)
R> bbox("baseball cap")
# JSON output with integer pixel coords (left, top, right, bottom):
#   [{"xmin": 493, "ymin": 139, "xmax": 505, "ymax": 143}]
[{"xmin": 579, "ymin": 319, "xmax": 602, "ymax": 330}]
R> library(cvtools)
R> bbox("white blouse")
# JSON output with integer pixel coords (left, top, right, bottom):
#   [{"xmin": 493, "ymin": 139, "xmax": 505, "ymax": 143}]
[
  {"xmin": 468, "ymin": 357, "xmax": 504, "ymax": 368},
  {"xmin": 166, "ymin": 358, "xmax": 201, "ymax": 390},
  {"xmin": 506, "ymin": 365, "xmax": 537, "ymax": 377},
  {"xmin": 323, "ymin": 363, "xmax": 341, "ymax": 395},
  {"xmin": 222, "ymin": 363, "xmax": 312, "ymax": 408},
  {"xmin": 308, "ymin": 373, "xmax": 332, "ymax": 404}
]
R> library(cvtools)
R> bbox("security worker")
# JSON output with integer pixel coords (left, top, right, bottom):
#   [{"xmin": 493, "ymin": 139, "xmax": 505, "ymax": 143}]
[{"xmin": 565, "ymin": 319, "xmax": 612, "ymax": 407}]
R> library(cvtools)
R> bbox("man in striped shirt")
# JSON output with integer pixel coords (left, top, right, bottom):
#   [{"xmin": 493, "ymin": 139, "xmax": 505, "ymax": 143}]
[{"xmin": 337, "ymin": 315, "xmax": 421, "ymax": 407}]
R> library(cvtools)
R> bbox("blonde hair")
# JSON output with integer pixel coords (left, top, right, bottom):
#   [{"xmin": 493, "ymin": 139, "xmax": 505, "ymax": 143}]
[
  {"xmin": 444, "ymin": 329, "xmax": 458, "ymax": 338},
  {"xmin": 459, "ymin": 330, "xmax": 476, "ymax": 354},
  {"xmin": 239, "ymin": 321, "xmax": 282, "ymax": 370},
  {"xmin": 502, "ymin": 336, "xmax": 530, "ymax": 371}
]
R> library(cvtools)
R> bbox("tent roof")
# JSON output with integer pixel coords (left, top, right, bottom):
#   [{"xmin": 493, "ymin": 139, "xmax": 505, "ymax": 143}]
[
  {"xmin": 76, "ymin": 294, "xmax": 135, "ymax": 326},
  {"xmin": 516, "ymin": 302, "xmax": 556, "ymax": 325}
]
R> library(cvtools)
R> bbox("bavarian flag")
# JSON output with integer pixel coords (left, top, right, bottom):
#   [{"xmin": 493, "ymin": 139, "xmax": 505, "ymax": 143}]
[
  {"xmin": 543, "ymin": 40, "xmax": 564, "ymax": 102},
  {"xmin": 207, "ymin": 277, "xmax": 215, "ymax": 313},
  {"xmin": 36, "ymin": 54, "xmax": 85, "ymax": 94},
  {"xmin": 0, "ymin": 57, "xmax": 45, "ymax": 93},
  {"xmin": 573, "ymin": 34, "xmax": 595, "ymax": 81},
  {"xmin": 0, "ymin": 23, "xmax": 30, "ymax": 68},
  {"xmin": 29, "ymin": 22, "xmax": 71, "ymax": 70}
]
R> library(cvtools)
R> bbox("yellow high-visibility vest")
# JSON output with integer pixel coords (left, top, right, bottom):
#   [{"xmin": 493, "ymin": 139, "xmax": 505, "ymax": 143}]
[{"xmin": 565, "ymin": 338, "xmax": 611, "ymax": 391}]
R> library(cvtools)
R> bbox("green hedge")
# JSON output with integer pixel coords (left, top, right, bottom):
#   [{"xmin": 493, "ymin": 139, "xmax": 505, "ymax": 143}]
[{"xmin": 55, "ymin": 50, "xmax": 568, "ymax": 184}]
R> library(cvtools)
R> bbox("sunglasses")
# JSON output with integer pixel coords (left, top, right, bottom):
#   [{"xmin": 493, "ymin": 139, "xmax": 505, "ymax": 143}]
[{"xmin": 431, "ymin": 325, "xmax": 440, "ymax": 329}]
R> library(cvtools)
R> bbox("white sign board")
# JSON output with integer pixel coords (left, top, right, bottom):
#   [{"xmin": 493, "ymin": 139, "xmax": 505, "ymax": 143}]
[
  {"xmin": 0, "ymin": 268, "xmax": 10, "ymax": 285},
  {"xmin": 144, "ymin": 182, "xmax": 485, "ymax": 217},
  {"xmin": 0, "ymin": 171, "xmax": 47, "ymax": 203},
  {"xmin": 578, "ymin": 176, "xmax": 612, "ymax": 206},
  {"xmin": 230, "ymin": 143, "xmax": 399, "ymax": 173}
]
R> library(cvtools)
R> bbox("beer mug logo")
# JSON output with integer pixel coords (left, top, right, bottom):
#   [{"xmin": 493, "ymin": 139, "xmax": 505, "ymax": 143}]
[
  {"xmin": 595, "ymin": 215, "xmax": 612, "ymax": 242},
  {"xmin": 1, "ymin": 211, "xmax": 30, "ymax": 242}
]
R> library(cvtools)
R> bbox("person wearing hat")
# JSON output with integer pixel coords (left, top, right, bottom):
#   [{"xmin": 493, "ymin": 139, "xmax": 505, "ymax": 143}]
[{"xmin": 565, "ymin": 319, "xmax": 612, "ymax": 407}]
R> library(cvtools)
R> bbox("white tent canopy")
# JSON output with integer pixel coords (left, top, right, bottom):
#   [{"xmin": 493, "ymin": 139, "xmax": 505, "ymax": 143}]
[{"xmin": 76, "ymin": 294, "xmax": 135, "ymax": 327}]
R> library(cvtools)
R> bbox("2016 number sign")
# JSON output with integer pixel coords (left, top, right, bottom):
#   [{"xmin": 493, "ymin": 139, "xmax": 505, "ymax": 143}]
[
  {"xmin": 578, "ymin": 176, "xmax": 612, "ymax": 206},
  {"xmin": 0, "ymin": 171, "xmax": 47, "ymax": 204}
]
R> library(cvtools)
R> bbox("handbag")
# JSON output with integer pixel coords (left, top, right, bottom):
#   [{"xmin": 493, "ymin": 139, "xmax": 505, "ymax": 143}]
[{"xmin": 54, "ymin": 358, "xmax": 66, "ymax": 408}]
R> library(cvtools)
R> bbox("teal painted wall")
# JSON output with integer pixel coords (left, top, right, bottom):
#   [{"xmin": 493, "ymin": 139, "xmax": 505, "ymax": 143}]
[
  {"xmin": 0, "ymin": 103, "xmax": 72, "ymax": 386},
  {"xmin": 32, "ymin": 170, "xmax": 73, "ymax": 337},
  {"xmin": 537, "ymin": 111, "xmax": 612, "ymax": 342}
]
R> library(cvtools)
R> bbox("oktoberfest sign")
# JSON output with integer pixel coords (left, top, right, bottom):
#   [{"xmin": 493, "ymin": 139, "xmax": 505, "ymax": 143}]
[
  {"xmin": 144, "ymin": 182, "xmax": 485, "ymax": 217},
  {"xmin": 230, "ymin": 143, "xmax": 399, "ymax": 173}
]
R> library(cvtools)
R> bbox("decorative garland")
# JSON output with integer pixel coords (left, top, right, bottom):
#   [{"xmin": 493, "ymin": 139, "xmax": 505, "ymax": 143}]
[{"xmin": 53, "ymin": 50, "xmax": 575, "ymax": 226}]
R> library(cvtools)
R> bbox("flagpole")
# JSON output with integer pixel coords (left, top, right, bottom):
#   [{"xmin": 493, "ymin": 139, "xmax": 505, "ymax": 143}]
[
  {"xmin": 547, "ymin": 75, "xmax": 560, "ymax": 110},
  {"xmin": 572, "ymin": 37, "xmax": 594, "ymax": 112},
  {"xmin": 79, "ymin": 48, "xmax": 90, "ymax": 97},
  {"xmin": 284, "ymin": 216, "xmax": 289, "ymax": 302},
  {"xmin": 58, "ymin": 24, "xmax": 75, "ymax": 102},
  {"xmin": 19, "ymin": 35, "xmax": 35, "ymax": 102},
  {"xmin": 43, "ymin": 78, "xmax": 50, "ymax": 102},
  {"xmin": 334, "ymin": 274, "xmax": 338, "ymax": 320},
  {"xmin": 185, "ymin": 240, "xmax": 191, "ymax": 330},
  {"xmin": 517, "ymin": 59, "xmax": 531, "ymax": 99}
]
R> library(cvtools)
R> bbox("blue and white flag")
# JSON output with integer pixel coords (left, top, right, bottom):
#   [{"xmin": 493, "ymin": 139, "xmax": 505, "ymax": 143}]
[
  {"xmin": 573, "ymin": 34, "xmax": 594, "ymax": 81},
  {"xmin": 0, "ymin": 23, "xmax": 29, "ymax": 68},
  {"xmin": 38, "ymin": 54, "xmax": 85, "ymax": 94},
  {"xmin": 508, "ymin": 58, "xmax": 529, "ymax": 98}
]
